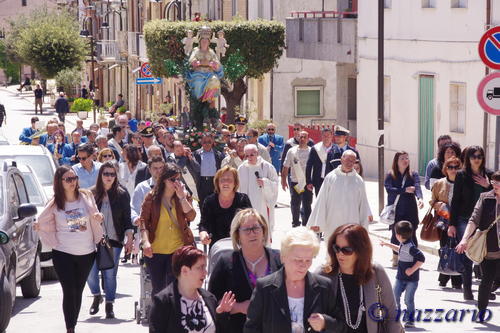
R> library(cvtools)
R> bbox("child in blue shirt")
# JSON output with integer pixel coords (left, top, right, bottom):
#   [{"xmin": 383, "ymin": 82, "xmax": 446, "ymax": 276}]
[{"xmin": 381, "ymin": 220, "xmax": 425, "ymax": 328}]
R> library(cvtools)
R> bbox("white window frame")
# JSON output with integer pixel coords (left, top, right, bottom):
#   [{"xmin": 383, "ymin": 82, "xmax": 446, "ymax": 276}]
[
  {"xmin": 422, "ymin": 0, "xmax": 436, "ymax": 8},
  {"xmin": 294, "ymin": 86, "xmax": 324, "ymax": 117},
  {"xmin": 449, "ymin": 82, "xmax": 466, "ymax": 134},
  {"xmin": 451, "ymin": 0, "xmax": 467, "ymax": 8},
  {"xmin": 384, "ymin": 76, "xmax": 391, "ymax": 122}
]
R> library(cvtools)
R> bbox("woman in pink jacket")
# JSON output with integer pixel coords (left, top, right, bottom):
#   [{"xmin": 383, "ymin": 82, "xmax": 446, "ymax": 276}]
[{"xmin": 35, "ymin": 165, "xmax": 104, "ymax": 333}]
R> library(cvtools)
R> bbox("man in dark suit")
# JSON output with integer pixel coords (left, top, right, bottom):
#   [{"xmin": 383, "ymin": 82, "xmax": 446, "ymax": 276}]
[
  {"xmin": 193, "ymin": 133, "xmax": 224, "ymax": 206},
  {"xmin": 325, "ymin": 125, "xmax": 360, "ymax": 174},
  {"xmin": 305, "ymin": 127, "xmax": 334, "ymax": 196},
  {"xmin": 135, "ymin": 145, "xmax": 167, "ymax": 187}
]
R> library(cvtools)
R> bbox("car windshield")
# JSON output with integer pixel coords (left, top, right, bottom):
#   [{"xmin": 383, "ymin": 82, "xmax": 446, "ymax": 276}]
[
  {"xmin": 0, "ymin": 156, "xmax": 54, "ymax": 186},
  {"xmin": 22, "ymin": 173, "xmax": 45, "ymax": 206}
]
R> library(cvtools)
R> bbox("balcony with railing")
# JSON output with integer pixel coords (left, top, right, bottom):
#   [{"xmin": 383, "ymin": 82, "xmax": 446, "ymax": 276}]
[
  {"xmin": 286, "ymin": 11, "xmax": 357, "ymax": 63},
  {"xmin": 96, "ymin": 40, "xmax": 126, "ymax": 63}
]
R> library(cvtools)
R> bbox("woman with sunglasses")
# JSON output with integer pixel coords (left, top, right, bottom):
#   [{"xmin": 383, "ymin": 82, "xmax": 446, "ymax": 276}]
[
  {"xmin": 456, "ymin": 171, "xmax": 500, "ymax": 321},
  {"xmin": 321, "ymin": 224, "xmax": 403, "ymax": 333},
  {"xmin": 150, "ymin": 245, "xmax": 236, "ymax": 332},
  {"xmin": 430, "ymin": 157, "xmax": 463, "ymax": 290},
  {"xmin": 34, "ymin": 165, "xmax": 104, "ymax": 333},
  {"xmin": 139, "ymin": 163, "xmax": 196, "ymax": 295},
  {"xmin": 429, "ymin": 142, "xmax": 462, "ymax": 189},
  {"xmin": 384, "ymin": 151, "xmax": 424, "ymax": 267},
  {"xmin": 208, "ymin": 208, "xmax": 281, "ymax": 333},
  {"xmin": 118, "ymin": 144, "xmax": 147, "ymax": 195},
  {"xmin": 448, "ymin": 146, "xmax": 493, "ymax": 300},
  {"xmin": 98, "ymin": 148, "xmax": 116, "ymax": 163},
  {"xmin": 86, "ymin": 161, "xmax": 134, "ymax": 318}
]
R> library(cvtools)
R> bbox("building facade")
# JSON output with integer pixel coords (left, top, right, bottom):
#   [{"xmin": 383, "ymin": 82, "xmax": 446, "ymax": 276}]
[{"xmin": 357, "ymin": 0, "xmax": 500, "ymax": 177}]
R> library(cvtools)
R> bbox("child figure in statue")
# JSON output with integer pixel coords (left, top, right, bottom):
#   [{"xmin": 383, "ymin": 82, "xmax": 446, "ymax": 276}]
[
  {"xmin": 212, "ymin": 30, "xmax": 229, "ymax": 58},
  {"xmin": 182, "ymin": 30, "xmax": 198, "ymax": 56}
]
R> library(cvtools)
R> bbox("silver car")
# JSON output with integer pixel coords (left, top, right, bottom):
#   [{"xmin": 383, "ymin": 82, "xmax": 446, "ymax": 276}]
[{"xmin": 0, "ymin": 146, "xmax": 57, "ymax": 280}]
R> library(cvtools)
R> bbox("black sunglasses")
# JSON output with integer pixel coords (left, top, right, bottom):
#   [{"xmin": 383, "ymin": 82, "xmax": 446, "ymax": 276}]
[
  {"xmin": 62, "ymin": 176, "xmax": 79, "ymax": 183},
  {"xmin": 102, "ymin": 172, "xmax": 116, "ymax": 178},
  {"xmin": 447, "ymin": 165, "xmax": 460, "ymax": 170},
  {"xmin": 471, "ymin": 154, "xmax": 484, "ymax": 160},
  {"xmin": 332, "ymin": 244, "xmax": 354, "ymax": 256}
]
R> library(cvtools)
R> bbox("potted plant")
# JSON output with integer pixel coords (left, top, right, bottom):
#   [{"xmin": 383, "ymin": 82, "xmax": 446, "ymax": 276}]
[{"xmin": 71, "ymin": 97, "xmax": 94, "ymax": 120}]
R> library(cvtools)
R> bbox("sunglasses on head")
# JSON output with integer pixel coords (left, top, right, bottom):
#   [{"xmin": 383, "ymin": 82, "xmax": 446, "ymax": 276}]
[
  {"xmin": 447, "ymin": 165, "xmax": 460, "ymax": 170},
  {"xmin": 332, "ymin": 244, "xmax": 354, "ymax": 256},
  {"xmin": 102, "ymin": 172, "xmax": 116, "ymax": 178},
  {"xmin": 471, "ymin": 154, "xmax": 484, "ymax": 160},
  {"xmin": 62, "ymin": 176, "xmax": 78, "ymax": 183}
]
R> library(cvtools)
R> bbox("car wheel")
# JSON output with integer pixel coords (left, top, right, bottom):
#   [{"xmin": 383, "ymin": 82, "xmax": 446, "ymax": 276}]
[
  {"xmin": 42, "ymin": 266, "xmax": 58, "ymax": 281},
  {"xmin": 0, "ymin": 271, "xmax": 13, "ymax": 333},
  {"xmin": 20, "ymin": 251, "xmax": 41, "ymax": 298}
]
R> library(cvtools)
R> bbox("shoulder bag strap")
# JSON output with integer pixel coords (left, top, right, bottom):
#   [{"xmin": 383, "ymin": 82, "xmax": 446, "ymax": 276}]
[
  {"xmin": 164, "ymin": 199, "xmax": 182, "ymax": 230},
  {"xmin": 393, "ymin": 175, "xmax": 407, "ymax": 207}
]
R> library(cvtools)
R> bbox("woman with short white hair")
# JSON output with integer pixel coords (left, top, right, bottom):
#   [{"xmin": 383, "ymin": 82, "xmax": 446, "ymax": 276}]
[{"xmin": 244, "ymin": 227, "xmax": 344, "ymax": 333}]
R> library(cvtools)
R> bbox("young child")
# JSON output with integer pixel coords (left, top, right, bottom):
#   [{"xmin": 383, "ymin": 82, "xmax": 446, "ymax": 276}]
[{"xmin": 380, "ymin": 221, "xmax": 425, "ymax": 328}]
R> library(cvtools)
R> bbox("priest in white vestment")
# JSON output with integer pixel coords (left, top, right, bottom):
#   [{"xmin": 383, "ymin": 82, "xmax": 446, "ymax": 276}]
[
  {"xmin": 307, "ymin": 150, "xmax": 371, "ymax": 241},
  {"xmin": 238, "ymin": 144, "xmax": 279, "ymax": 234}
]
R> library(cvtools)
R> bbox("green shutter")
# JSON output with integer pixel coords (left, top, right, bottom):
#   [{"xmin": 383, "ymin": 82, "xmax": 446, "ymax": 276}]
[
  {"xmin": 418, "ymin": 76, "xmax": 435, "ymax": 175},
  {"xmin": 297, "ymin": 90, "xmax": 320, "ymax": 116}
]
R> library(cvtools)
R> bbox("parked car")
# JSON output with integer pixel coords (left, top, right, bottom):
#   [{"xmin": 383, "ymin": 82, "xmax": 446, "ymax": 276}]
[
  {"xmin": 0, "ymin": 161, "xmax": 40, "ymax": 333},
  {"xmin": 17, "ymin": 164, "xmax": 55, "ymax": 280},
  {"xmin": 0, "ymin": 145, "xmax": 57, "ymax": 278}
]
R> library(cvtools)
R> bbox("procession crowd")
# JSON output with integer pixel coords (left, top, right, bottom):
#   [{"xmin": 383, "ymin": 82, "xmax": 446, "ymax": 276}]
[{"xmin": 14, "ymin": 107, "xmax": 499, "ymax": 333}]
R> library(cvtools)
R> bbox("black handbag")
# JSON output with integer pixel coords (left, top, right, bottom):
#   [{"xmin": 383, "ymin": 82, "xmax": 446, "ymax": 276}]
[
  {"xmin": 437, "ymin": 238, "xmax": 464, "ymax": 276},
  {"xmin": 96, "ymin": 235, "xmax": 115, "ymax": 270}
]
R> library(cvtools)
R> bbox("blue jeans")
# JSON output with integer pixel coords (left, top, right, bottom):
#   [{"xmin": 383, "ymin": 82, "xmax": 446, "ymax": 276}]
[
  {"xmin": 87, "ymin": 246, "xmax": 122, "ymax": 302},
  {"xmin": 394, "ymin": 279, "xmax": 418, "ymax": 322}
]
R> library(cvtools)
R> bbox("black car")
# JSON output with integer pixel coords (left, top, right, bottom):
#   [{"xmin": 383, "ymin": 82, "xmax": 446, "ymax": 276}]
[{"xmin": 0, "ymin": 161, "xmax": 40, "ymax": 332}]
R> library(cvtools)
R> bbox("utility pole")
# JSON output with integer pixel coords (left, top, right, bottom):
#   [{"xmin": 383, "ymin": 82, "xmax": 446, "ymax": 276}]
[{"xmin": 377, "ymin": 0, "xmax": 385, "ymax": 213}]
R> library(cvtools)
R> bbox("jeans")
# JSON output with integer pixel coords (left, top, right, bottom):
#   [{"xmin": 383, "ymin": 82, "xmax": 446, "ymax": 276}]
[
  {"xmin": 478, "ymin": 258, "xmax": 500, "ymax": 313},
  {"xmin": 144, "ymin": 253, "xmax": 174, "ymax": 295},
  {"xmin": 87, "ymin": 246, "xmax": 122, "ymax": 302},
  {"xmin": 393, "ymin": 279, "xmax": 419, "ymax": 322},
  {"xmin": 52, "ymin": 250, "xmax": 95, "ymax": 329},
  {"xmin": 456, "ymin": 217, "xmax": 473, "ymax": 292},
  {"xmin": 289, "ymin": 182, "xmax": 313, "ymax": 226}
]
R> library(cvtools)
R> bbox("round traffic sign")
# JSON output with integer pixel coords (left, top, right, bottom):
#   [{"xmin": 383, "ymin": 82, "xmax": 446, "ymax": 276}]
[
  {"xmin": 140, "ymin": 63, "xmax": 153, "ymax": 78},
  {"xmin": 478, "ymin": 26, "xmax": 500, "ymax": 70},
  {"xmin": 477, "ymin": 72, "xmax": 500, "ymax": 116}
]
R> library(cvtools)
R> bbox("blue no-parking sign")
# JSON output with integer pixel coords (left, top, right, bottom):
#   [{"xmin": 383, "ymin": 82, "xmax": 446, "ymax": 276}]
[{"xmin": 478, "ymin": 26, "xmax": 500, "ymax": 70}]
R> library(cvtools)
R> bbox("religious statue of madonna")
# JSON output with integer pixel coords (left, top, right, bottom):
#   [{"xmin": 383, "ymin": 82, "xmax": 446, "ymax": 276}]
[{"xmin": 185, "ymin": 26, "xmax": 224, "ymax": 105}]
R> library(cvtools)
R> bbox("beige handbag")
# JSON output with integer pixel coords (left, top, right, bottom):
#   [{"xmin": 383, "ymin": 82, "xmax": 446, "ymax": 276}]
[{"xmin": 465, "ymin": 216, "xmax": 499, "ymax": 264}]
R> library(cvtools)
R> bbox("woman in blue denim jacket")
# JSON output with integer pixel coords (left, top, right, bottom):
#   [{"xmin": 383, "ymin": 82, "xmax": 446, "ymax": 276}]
[{"xmin": 384, "ymin": 151, "xmax": 424, "ymax": 265}]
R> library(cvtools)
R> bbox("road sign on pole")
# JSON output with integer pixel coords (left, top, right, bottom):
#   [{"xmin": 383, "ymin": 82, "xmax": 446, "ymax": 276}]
[
  {"xmin": 140, "ymin": 63, "xmax": 153, "ymax": 78},
  {"xmin": 136, "ymin": 77, "xmax": 163, "ymax": 85},
  {"xmin": 478, "ymin": 26, "xmax": 500, "ymax": 70},
  {"xmin": 477, "ymin": 72, "xmax": 500, "ymax": 116}
]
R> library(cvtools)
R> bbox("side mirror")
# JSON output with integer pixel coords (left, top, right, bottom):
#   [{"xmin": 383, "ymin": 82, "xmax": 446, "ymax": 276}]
[
  {"xmin": 0, "ymin": 231, "xmax": 8, "ymax": 244},
  {"xmin": 17, "ymin": 204, "xmax": 37, "ymax": 220}
]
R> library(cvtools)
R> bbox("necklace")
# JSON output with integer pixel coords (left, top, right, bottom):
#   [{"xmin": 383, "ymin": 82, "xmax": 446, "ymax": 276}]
[
  {"xmin": 338, "ymin": 273, "xmax": 365, "ymax": 330},
  {"xmin": 244, "ymin": 252, "xmax": 266, "ymax": 274}
]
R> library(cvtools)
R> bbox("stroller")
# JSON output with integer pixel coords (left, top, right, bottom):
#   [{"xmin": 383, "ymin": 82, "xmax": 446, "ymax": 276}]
[{"xmin": 208, "ymin": 237, "xmax": 234, "ymax": 277}]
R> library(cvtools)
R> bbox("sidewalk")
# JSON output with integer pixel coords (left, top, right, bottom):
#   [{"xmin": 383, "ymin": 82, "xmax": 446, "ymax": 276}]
[
  {"xmin": 2, "ymin": 85, "xmax": 108, "ymax": 130},
  {"xmin": 276, "ymin": 178, "xmax": 440, "ymax": 256}
]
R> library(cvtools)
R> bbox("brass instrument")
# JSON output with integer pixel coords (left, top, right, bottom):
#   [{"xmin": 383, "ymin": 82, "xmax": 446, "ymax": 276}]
[{"xmin": 221, "ymin": 123, "xmax": 236, "ymax": 133}]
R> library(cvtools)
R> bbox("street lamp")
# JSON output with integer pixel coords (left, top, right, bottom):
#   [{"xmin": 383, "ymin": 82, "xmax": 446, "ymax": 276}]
[{"xmin": 80, "ymin": 16, "xmax": 97, "ymax": 123}]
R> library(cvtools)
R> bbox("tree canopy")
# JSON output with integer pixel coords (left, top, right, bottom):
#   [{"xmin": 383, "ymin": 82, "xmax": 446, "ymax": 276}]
[
  {"xmin": 5, "ymin": 7, "xmax": 87, "ymax": 79},
  {"xmin": 143, "ymin": 19, "xmax": 285, "ymax": 80}
]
